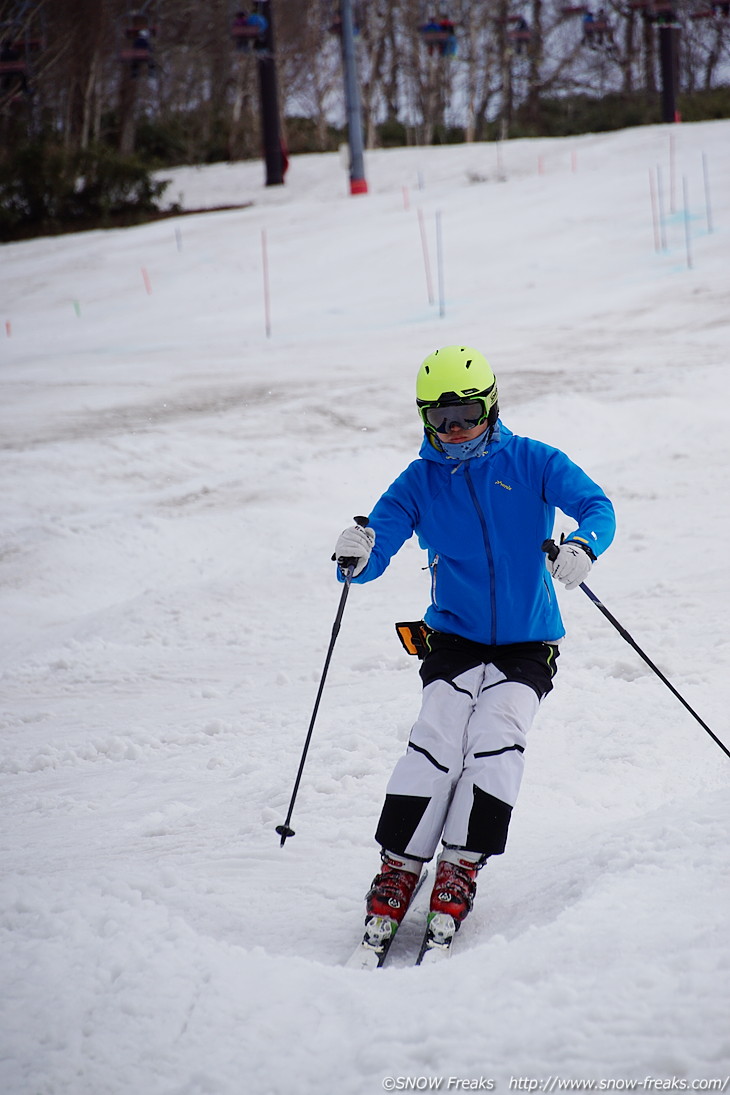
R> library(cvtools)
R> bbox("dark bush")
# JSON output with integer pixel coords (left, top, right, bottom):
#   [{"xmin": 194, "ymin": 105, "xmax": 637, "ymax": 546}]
[
  {"xmin": 509, "ymin": 92, "xmax": 661, "ymax": 138},
  {"xmin": 284, "ymin": 115, "xmax": 343, "ymax": 154},
  {"xmin": 134, "ymin": 117, "xmax": 191, "ymax": 165},
  {"xmin": 0, "ymin": 144, "xmax": 170, "ymax": 241},
  {"xmin": 677, "ymin": 86, "xmax": 730, "ymax": 122},
  {"xmin": 0, "ymin": 143, "xmax": 74, "ymax": 235},
  {"xmin": 378, "ymin": 117, "xmax": 408, "ymax": 148},
  {"xmin": 74, "ymin": 146, "xmax": 169, "ymax": 217}
]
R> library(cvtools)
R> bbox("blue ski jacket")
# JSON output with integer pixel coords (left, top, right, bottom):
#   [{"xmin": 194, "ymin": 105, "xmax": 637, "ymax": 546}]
[{"xmin": 349, "ymin": 422, "xmax": 616, "ymax": 645}]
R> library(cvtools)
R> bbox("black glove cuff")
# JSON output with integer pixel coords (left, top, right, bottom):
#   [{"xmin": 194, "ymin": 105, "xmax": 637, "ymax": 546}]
[{"xmin": 565, "ymin": 539, "xmax": 597, "ymax": 563}]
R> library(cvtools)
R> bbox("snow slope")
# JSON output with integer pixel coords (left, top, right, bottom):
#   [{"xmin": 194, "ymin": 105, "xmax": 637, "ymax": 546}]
[{"xmin": 1, "ymin": 122, "xmax": 729, "ymax": 1095}]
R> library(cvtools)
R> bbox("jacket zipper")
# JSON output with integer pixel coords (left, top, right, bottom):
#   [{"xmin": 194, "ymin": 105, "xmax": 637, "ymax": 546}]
[
  {"xmin": 464, "ymin": 463, "xmax": 497, "ymax": 644},
  {"xmin": 430, "ymin": 554, "xmax": 439, "ymax": 607}
]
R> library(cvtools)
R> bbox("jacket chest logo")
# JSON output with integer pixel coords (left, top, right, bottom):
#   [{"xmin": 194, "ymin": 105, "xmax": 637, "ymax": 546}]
[{"xmin": 494, "ymin": 480, "xmax": 512, "ymax": 491}]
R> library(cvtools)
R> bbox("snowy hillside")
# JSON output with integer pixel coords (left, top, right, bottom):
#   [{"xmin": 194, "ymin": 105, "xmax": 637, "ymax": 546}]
[{"xmin": 2, "ymin": 122, "xmax": 729, "ymax": 1095}]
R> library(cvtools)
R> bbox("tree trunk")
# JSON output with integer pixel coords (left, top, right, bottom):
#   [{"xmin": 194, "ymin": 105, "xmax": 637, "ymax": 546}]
[
  {"xmin": 643, "ymin": 12, "xmax": 656, "ymax": 93},
  {"xmin": 118, "ymin": 70, "xmax": 138, "ymax": 155},
  {"xmin": 524, "ymin": 0, "xmax": 544, "ymax": 131}
]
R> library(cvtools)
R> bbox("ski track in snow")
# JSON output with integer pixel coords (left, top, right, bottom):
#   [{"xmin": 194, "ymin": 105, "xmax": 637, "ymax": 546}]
[{"xmin": 1, "ymin": 122, "xmax": 729, "ymax": 1095}]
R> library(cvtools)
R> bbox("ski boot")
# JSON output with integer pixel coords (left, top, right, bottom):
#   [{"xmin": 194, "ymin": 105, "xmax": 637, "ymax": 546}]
[
  {"xmin": 417, "ymin": 847, "xmax": 486, "ymax": 964},
  {"xmin": 348, "ymin": 851, "xmax": 423, "ymax": 968}
]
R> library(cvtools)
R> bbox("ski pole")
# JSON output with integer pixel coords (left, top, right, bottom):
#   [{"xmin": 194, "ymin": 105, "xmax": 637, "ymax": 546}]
[
  {"xmin": 542, "ymin": 540, "xmax": 729, "ymax": 760},
  {"xmin": 276, "ymin": 517, "xmax": 370, "ymax": 846}
]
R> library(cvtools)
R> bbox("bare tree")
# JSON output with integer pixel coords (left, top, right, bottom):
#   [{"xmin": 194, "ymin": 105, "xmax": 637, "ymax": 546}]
[{"xmin": 3, "ymin": 0, "xmax": 730, "ymax": 171}]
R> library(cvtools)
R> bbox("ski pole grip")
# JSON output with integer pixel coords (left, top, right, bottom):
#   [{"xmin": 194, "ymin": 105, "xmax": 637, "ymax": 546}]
[
  {"xmin": 335, "ymin": 516, "xmax": 371, "ymax": 572},
  {"xmin": 542, "ymin": 538, "xmax": 560, "ymax": 562}
]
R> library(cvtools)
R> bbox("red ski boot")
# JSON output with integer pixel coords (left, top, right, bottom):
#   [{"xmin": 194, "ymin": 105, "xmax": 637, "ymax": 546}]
[
  {"xmin": 429, "ymin": 852, "xmax": 480, "ymax": 923},
  {"xmin": 366, "ymin": 851, "xmax": 422, "ymax": 923},
  {"xmin": 346, "ymin": 851, "xmax": 423, "ymax": 968},
  {"xmin": 417, "ymin": 849, "xmax": 485, "ymax": 964}
]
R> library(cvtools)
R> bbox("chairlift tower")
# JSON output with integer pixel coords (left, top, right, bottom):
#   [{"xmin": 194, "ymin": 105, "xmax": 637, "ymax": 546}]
[
  {"xmin": 118, "ymin": 3, "xmax": 157, "ymax": 154},
  {"xmin": 255, "ymin": 0, "xmax": 285, "ymax": 186},
  {"xmin": 657, "ymin": 14, "xmax": 679, "ymax": 122},
  {"xmin": 339, "ymin": 0, "xmax": 368, "ymax": 194},
  {"xmin": 627, "ymin": 0, "xmax": 680, "ymax": 122}
]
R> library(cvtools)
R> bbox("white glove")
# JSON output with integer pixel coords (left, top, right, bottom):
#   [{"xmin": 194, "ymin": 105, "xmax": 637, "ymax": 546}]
[
  {"xmin": 546, "ymin": 541, "xmax": 592, "ymax": 590},
  {"xmin": 333, "ymin": 524, "xmax": 375, "ymax": 577}
]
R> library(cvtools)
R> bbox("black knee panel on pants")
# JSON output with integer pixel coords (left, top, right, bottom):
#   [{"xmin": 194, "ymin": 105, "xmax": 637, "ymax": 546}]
[
  {"xmin": 375, "ymin": 793, "xmax": 430, "ymax": 858},
  {"xmin": 466, "ymin": 785, "xmax": 512, "ymax": 856}
]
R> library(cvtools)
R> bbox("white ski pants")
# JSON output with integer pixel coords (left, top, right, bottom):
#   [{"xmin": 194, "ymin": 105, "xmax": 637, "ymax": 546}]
[{"xmin": 376, "ymin": 662, "xmax": 541, "ymax": 861}]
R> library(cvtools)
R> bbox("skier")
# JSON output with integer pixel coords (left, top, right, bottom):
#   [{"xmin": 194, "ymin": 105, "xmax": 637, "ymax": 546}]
[{"xmin": 334, "ymin": 345, "xmax": 615, "ymax": 961}]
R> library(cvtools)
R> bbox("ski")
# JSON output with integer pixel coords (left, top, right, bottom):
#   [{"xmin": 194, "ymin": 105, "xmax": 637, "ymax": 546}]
[
  {"xmin": 415, "ymin": 911, "xmax": 458, "ymax": 965},
  {"xmin": 346, "ymin": 869, "xmax": 428, "ymax": 970}
]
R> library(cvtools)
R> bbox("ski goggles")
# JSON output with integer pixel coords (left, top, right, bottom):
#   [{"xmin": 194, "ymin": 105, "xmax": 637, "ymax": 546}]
[{"xmin": 420, "ymin": 399, "xmax": 488, "ymax": 434}]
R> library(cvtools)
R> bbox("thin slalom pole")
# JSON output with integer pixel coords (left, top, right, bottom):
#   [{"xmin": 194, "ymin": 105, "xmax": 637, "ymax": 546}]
[
  {"xmin": 656, "ymin": 166, "xmax": 668, "ymax": 252},
  {"xmin": 435, "ymin": 209, "xmax": 445, "ymax": 318},
  {"xmin": 649, "ymin": 169, "xmax": 661, "ymax": 254},
  {"xmin": 417, "ymin": 208, "xmax": 435, "ymax": 306},
  {"xmin": 702, "ymin": 152, "xmax": 714, "ymax": 234},
  {"xmin": 261, "ymin": 228, "xmax": 272, "ymax": 338},
  {"xmin": 542, "ymin": 540, "xmax": 729, "ymax": 760},
  {"xmin": 683, "ymin": 176, "xmax": 693, "ymax": 271}
]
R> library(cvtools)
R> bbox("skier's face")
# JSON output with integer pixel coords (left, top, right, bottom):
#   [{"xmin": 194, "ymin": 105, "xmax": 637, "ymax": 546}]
[{"xmin": 435, "ymin": 419, "xmax": 490, "ymax": 444}]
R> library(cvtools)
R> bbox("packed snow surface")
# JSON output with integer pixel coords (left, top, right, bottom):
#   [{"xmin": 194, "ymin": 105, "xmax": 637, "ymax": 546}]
[{"xmin": 2, "ymin": 122, "xmax": 729, "ymax": 1095}]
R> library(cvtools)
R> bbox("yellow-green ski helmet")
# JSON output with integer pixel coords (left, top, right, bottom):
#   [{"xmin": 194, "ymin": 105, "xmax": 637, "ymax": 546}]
[{"xmin": 416, "ymin": 345, "xmax": 499, "ymax": 435}]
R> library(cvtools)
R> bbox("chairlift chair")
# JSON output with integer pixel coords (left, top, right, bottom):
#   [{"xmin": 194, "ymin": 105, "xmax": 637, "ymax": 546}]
[
  {"xmin": 420, "ymin": 24, "xmax": 452, "ymax": 42},
  {"xmin": 120, "ymin": 11, "xmax": 157, "ymax": 71},
  {"xmin": 0, "ymin": 32, "xmax": 40, "ymax": 96},
  {"xmin": 507, "ymin": 14, "xmax": 531, "ymax": 51},
  {"xmin": 0, "ymin": 48, "xmax": 28, "ymax": 100},
  {"xmin": 232, "ymin": 12, "xmax": 267, "ymax": 40},
  {"xmin": 625, "ymin": 0, "xmax": 679, "ymax": 23},
  {"xmin": 690, "ymin": 1, "xmax": 729, "ymax": 15},
  {"xmin": 418, "ymin": 10, "xmax": 458, "ymax": 55}
]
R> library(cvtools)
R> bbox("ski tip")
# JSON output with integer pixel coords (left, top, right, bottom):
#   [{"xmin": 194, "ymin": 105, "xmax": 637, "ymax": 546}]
[
  {"xmin": 345, "ymin": 915, "xmax": 398, "ymax": 970},
  {"xmin": 345, "ymin": 945, "xmax": 383, "ymax": 971},
  {"xmin": 417, "ymin": 942, "xmax": 453, "ymax": 965}
]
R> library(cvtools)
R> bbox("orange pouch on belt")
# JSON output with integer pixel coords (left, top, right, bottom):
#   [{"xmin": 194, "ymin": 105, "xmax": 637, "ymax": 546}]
[{"xmin": 395, "ymin": 621, "xmax": 432, "ymax": 659}]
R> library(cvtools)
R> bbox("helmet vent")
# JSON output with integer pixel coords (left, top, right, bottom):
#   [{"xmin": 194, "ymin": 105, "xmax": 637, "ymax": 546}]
[
  {"xmin": 465, "ymin": 359, "xmax": 472, "ymax": 368},
  {"xmin": 424, "ymin": 365, "xmax": 430, "ymax": 374}
]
